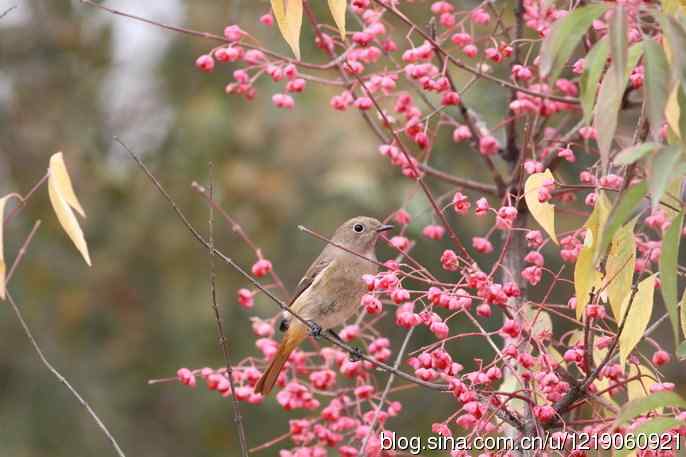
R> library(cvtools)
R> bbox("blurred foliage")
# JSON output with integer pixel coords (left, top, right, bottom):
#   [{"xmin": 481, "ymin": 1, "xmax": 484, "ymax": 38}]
[{"xmin": 0, "ymin": 1, "xmax": 682, "ymax": 456}]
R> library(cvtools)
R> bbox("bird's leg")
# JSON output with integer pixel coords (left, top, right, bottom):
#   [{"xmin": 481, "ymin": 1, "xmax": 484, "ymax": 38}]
[
  {"xmin": 326, "ymin": 329, "xmax": 344, "ymax": 343},
  {"xmin": 307, "ymin": 320, "xmax": 322, "ymax": 338},
  {"xmin": 326, "ymin": 329, "xmax": 363, "ymax": 361},
  {"xmin": 349, "ymin": 346, "xmax": 364, "ymax": 362}
]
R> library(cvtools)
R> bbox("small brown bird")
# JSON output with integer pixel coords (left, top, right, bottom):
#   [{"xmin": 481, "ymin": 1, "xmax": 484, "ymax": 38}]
[{"xmin": 254, "ymin": 216, "xmax": 393, "ymax": 395}]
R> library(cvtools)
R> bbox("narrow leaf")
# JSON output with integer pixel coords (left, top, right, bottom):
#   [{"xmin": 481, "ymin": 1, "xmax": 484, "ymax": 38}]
[
  {"xmin": 48, "ymin": 153, "xmax": 91, "ymax": 266},
  {"xmin": 524, "ymin": 170, "xmax": 558, "ymax": 244},
  {"xmin": 580, "ymin": 37, "xmax": 609, "ymax": 123},
  {"xmin": 677, "ymin": 340, "xmax": 686, "ymax": 359},
  {"xmin": 271, "ymin": 0, "xmax": 303, "ymax": 60},
  {"xmin": 662, "ymin": 16, "xmax": 686, "ymax": 92},
  {"xmin": 615, "ymin": 391, "xmax": 686, "ymax": 425},
  {"xmin": 609, "ymin": 5, "xmax": 628, "ymax": 88},
  {"xmin": 575, "ymin": 193, "xmax": 610, "ymax": 319},
  {"xmin": 660, "ymin": 210, "xmax": 684, "ymax": 346},
  {"xmin": 594, "ymin": 43, "xmax": 644, "ymax": 171},
  {"xmin": 49, "ymin": 152, "xmax": 86, "ymax": 218},
  {"xmin": 540, "ymin": 4, "xmax": 608, "ymax": 82},
  {"xmin": 328, "ymin": 0, "xmax": 346, "ymax": 41},
  {"xmin": 605, "ymin": 219, "xmax": 637, "ymax": 320},
  {"xmin": 648, "ymin": 144, "xmax": 682, "ymax": 208},
  {"xmin": 613, "ymin": 142, "xmax": 661, "ymax": 166},
  {"xmin": 595, "ymin": 181, "xmax": 648, "ymax": 262},
  {"xmin": 665, "ymin": 83, "xmax": 682, "ymax": 139},
  {"xmin": 619, "ymin": 273, "xmax": 656, "ymax": 365},
  {"xmin": 0, "ymin": 195, "xmax": 8, "ymax": 300},
  {"xmin": 643, "ymin": 38, "xmax": 671, "ymax": 140}
]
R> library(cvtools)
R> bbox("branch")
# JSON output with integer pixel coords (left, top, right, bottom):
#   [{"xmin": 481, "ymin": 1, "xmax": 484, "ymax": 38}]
[
  {"xmin": 207, "ymin": 165, "xmax": 249, "ymax": 457},
  {"xmin": 115, "ymin": 138, "xmax": 451, "ymax": 392},
  {"xmin": 359, "ymin": 327, "xmax": 415, "ymax": 454},
  {"xmin": 353, "ymin": 75, "xmax": 474, "ymax": 264},
  {"xmin": 0, "ymin": 5, "xmax": 16, "ymax": 19},
  {"xmin": 372, "ymin": 0, "xmax": 580, "ymax": 105},
  {"xmin": 79, "ymin": 0, "xmax": 345, "ymax": 71}
]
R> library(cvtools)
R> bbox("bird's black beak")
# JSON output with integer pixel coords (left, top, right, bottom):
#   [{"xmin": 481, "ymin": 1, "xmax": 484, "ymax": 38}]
[{"xmin": 376, "ymin": 224, "xmax": 394, "ymax": 233}]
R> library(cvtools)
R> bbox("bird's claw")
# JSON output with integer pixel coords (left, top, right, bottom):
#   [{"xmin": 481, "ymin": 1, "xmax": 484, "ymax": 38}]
[
  {"xmin": 307, "ymin": 321, "xmax": 322, "ymax": 338},
  {"xmin": 349, "ymin": 346, "xmax": 364, "ymax": 362}
]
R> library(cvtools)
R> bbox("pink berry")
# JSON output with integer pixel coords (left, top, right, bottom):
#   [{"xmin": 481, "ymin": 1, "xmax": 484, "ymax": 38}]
[
  {"xmin": 259, "ymin": 13, "xmax": 274, "ymax": 27},
  {"xmin": 195, "ymin": 54, "xmax": 215, "ymax": 72}
]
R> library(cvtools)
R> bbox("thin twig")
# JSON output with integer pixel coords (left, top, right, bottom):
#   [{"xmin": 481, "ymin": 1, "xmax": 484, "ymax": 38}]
[
  {"xmin": 8, "ymin": 290, "xmax": 127, "ymax": 457},
  {"xmin": 79, "ymin": 0, "xmax": 344, "ymax": 71},
  {"xmin": 5, "ymin": 220, "xmax": 42, "ymax": 284},
  {"xmin": 372, "ymin": 0, "xmax": 580, "ymax": 105},
  {"xmin": 359, "ymin": 327, "xmax": 415, "ymax": 454},
  {"xmin": 0, "ymin": 5, "xmax": 16, "ymax": 19},
  {"xmin": 207, "ymin": 164, "xmax": 249, "ymax": 457}
]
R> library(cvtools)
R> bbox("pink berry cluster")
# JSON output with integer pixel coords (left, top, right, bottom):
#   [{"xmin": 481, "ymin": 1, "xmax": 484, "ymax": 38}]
[{"xmin": 176, "ymin": 0, "xmax": 686, "ymax": 454}]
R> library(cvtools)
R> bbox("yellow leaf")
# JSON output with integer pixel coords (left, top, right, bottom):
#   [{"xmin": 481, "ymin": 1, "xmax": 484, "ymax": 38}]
[
  {"xmin": 0, "ymin": 195, "xmax": 8, "ymax": 300},
  {"xmin": 575, "ymin": 193, "xmax": 610, "ymax": 319},
  {"xmin": 271, "ymin": 0, "xmax": 303, "ymax": 60},
  {"xmin": 665, "ymin": 83, "xmax": 681, "ymax": 139},
  {"xmin": 48, "ymin": 153, "xmax": 91, "ymax": 266},
  {"xmin": 619, "ymin": 274, "xmax": 656, "ymax": 365},
  {"xmin": 524, "ymin": 169, "xmax": 558, "ymax": 244},
  {"xmin": 328, "ymin": 0, "xmax": 347, "ymax": 41},
  {"xmin": 49, "ymin": 152, "xmax": 86, "ymax": 218},
  {"xmin": 604, "ymin": 219, "xmax": 636, "ymax": 320}
]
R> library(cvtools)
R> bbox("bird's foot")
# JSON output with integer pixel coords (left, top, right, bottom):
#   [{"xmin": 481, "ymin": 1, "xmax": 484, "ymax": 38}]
[
  {"xmin": 349, "ymin": 346, "xmax": 364, "ymax": 362},
  {"xmin": 307, "ymin": 320, "xmax": 322, "ymax": 338}
]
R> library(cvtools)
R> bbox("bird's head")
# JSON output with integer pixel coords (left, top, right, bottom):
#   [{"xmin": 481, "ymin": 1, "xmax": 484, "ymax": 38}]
[{"xmin": 331, "ymin": 216, "xmax": 394, "ymax": 253}]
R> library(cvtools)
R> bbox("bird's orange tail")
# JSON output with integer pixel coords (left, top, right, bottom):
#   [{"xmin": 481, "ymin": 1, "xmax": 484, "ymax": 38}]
[{"xmin": 255, "ymin": 322, "xmax": 307, "ymax": 395}]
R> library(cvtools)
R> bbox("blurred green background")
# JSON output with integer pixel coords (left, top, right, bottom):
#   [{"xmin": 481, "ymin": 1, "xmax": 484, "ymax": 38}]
[{"xmin": 0, "ymin": 1, "xmax": 683, "ymax": 456}]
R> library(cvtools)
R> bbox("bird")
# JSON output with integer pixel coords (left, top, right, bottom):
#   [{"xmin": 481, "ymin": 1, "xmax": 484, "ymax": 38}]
[{"xmin": 254, "ymin": 216, "xmax": 393, "ymax": 395}]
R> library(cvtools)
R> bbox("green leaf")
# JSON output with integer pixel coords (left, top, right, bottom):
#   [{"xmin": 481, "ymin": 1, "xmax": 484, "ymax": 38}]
[
  {"xmin": 595, "ymin": 182, "xmax": 648, "ymax": 264},
  {"xmin": 615, "ymin": 392, "xmax": 686, "ymax": 426},
  {"xmin": 660, "ymin": 210, "xmax": 684, "ymax": 347},
  {"xmin": 677, "ymin": 340, "xmax": 686, "ymax": 360},
  {"xmin": 648, "ymin": 145, "xmax": 682, "ymax": 208},
  {"xmin": 581, "ymin": 37, "xmax": 609, "ymax": 123},
  {"xmin": 615, "ymin": 417, "xmax": 683, "ymax": 457},
  {"xmin": 662, "ymin": 15, "xmax": 686, "ymax": 92},
  {"xmin": 643, "ymin": 38, "xmax": 671, "ymax": 141},
  {"xmin": 540, "ymin": 4, "xmax": 608, "ymax": 82},
  {"xmin": 613, "ymin": 142, "xmax": 661, "ymax": 166},
  {"xmin": 609, "ymin": 5, "xmax": 628, "ymax": 88},
  {"xmin": 594, "ymin": 43, "xmax": 644, "ymax": 172}
]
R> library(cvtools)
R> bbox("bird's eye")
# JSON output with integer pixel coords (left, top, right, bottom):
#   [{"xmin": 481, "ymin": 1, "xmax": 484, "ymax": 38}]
[{"xmin": 353, "ymin": 223, "xmax": 365, "ymax": 233}]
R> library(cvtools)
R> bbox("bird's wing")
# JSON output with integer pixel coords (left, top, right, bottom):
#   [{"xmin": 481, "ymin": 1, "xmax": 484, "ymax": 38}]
[{"xmin": 288, "ymin": 250, "xmax": 334, "ymax": 306}]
